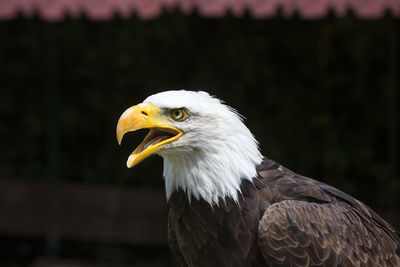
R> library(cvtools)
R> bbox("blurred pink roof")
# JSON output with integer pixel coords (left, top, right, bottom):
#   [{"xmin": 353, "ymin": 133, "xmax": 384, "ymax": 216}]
[{"xmin": 0, "ymin": 0, "xmax": 399, "ymax": 21}]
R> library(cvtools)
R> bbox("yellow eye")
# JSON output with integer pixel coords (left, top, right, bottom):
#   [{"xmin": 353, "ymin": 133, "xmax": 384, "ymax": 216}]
[{"xmin": 170, "ymin": 109, "xmax": 187, "ymax": 121}]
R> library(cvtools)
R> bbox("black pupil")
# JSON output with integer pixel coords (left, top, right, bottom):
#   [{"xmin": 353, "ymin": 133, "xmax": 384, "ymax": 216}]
[{"xmin": 174, "ymin": 111, "xmax": 181, "ymax": 117}]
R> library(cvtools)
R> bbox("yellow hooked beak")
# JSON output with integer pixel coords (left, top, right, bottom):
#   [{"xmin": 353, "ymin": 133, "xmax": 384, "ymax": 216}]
[{"xmin": 116, "ymin": 103, "xmax": 182, "ymax": 168}]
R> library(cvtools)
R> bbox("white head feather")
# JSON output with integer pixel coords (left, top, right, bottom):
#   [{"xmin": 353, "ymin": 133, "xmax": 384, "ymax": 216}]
[{"xmin": 144, "ymin": 90, "xmax": 263, "ymax": 205}]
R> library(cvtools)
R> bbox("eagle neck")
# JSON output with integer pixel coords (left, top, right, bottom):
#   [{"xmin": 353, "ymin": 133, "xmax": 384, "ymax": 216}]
[{"xmin": 162, "ymin": 137, "xmax": 262, "ymax": 205}]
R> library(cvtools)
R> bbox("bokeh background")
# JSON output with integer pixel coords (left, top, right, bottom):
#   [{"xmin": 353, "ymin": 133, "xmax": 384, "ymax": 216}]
[{"xmin": 0, "ymin": 1, "xmax": 399, "ymax": 266}]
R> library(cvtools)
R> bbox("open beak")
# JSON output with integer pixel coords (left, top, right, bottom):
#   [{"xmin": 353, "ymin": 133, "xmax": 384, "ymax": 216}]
[{"xmin": 116, "ymin": 103, "xmax": 182, "ymax": 168}]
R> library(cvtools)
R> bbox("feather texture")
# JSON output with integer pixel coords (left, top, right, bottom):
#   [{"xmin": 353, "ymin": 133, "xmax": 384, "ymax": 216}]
[{"xmin": 168, "ymin": 158, "xmax": 400, "ymax": 267}]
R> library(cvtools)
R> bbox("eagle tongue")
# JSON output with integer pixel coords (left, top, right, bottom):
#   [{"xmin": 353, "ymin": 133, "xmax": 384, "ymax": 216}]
[{"xmin": 143, "ymin": 134, "xmax": 169, "ymax": 150}]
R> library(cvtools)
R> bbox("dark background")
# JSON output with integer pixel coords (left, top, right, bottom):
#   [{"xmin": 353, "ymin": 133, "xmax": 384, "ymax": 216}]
[{"xmin": 0, "ymin": 12, "xmax": 399, "ymax": 266}]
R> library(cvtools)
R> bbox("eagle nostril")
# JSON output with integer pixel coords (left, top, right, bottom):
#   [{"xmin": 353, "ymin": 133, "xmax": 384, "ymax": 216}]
[{"xmin": 141, "ymin": 111, "xmax": 148, "ymax": 117}]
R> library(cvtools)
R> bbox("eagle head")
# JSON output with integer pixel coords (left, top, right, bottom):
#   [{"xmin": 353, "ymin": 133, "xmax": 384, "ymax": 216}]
[{"xmin": 117, "ymin": 90, "xmax": 262, "ymax": 204}]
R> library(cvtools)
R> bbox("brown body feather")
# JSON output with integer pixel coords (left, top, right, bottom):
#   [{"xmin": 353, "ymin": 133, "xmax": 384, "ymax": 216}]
[{"xmin": 168, "ymin": 158, "xmax": 400, "ymax": 267}]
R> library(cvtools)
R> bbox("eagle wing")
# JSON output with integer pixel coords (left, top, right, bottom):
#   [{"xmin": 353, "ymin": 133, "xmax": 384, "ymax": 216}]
[
  {"xmin": 257, "ymin": 159, "xmax": 400, "ymax": 266},
  {"xmin": 258, "ymin": 200, "xmax": 400, "ymax": 266}
]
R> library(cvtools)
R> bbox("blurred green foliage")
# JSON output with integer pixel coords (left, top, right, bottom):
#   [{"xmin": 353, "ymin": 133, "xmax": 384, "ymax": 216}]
[{"xmin": 0, "ymin": 13, "xmax": 399, "ymax": 263}]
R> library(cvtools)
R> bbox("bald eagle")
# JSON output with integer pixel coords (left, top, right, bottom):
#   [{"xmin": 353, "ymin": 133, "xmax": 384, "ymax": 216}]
[{"xmin": 117, "ymin": 90, "xmax": 400, "ymax": 266}]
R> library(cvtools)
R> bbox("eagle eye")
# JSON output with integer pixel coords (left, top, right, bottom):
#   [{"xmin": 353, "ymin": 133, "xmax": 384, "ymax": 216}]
[{"xmin": 170, "ymin": 108, "xmax": 187, "ymax": 121}]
